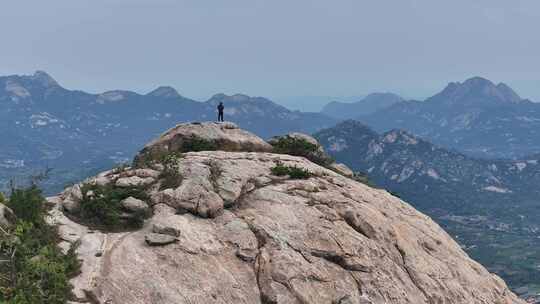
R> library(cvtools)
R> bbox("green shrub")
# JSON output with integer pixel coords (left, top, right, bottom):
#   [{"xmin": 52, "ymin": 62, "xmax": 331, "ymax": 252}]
[
  {"xmin": 181, "ymin": 135, "xmax": 218, "ymax": 152},
  {"xmin": 271, "ymin": 162, "xmax": 312, "ymax": 179},
  {"xmin": 135, "ymin": 135, "xmax": 216, "ymax": 169},
  {"xmin": 270, "ymin": 136, "xmax": 333, "ymax": 166},
  {"xmin": 271, "ymin": 136, "xmax": 317, "ymax": 155},
  {"xmin": 134, "ymin": 149, "xmax": 172, "ymax": 168},
  {"xmin": 6, "ymin": 185, "xmax": 45, "ymax": 224},
  {"xmin": 270, "ymin": 162, "xmax": 291, "ymax": 176},
  {"xmin": 288, "ymin": 167, "xmax": 312, "ymax": 179},
  {"xmin": 159, "ymin": 153, "xmax": 183, "ymax": 190},
  {"xmin": 134, "ymin": 151, "xmax": 183, "ymax": 190},
  {"xmin": 78, "ymin": 183, "xmax": 149, "ymax": 230},
  {"xmin": 0, "ymin": 187, "xmax": 81, "ymax": 303}
]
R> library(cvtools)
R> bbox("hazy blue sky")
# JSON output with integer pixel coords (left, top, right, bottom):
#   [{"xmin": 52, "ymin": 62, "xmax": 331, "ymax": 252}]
[{"xmin": 1, "ymin": 0, "xmax": 539, "ymax": 110}]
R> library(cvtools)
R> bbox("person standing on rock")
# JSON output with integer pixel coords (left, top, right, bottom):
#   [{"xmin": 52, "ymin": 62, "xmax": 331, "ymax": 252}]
[{"xmin": 217, "ymin": 102, "xmax": 225, "ymax": 122}]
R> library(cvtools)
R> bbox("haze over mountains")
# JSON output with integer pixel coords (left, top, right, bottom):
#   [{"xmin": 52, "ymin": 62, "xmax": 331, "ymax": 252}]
[
  {"xmin": 360, "ymin": 77, "xmax": 540, "ymax": 159},
  {"xmin": 321, "ymin": 93, "xmax": 404, "ymax": 119},
  {"xmin": 272, "ymin": 95, "xmax": 365, "ymax": 112},
  {"xmin": 3, "ymin": 71, "xmax": 539, "ymax": 184},
  {"xmin": 0, "ymin": 71, "xmax": 336, "ymax": 193},
  {"xmin": 2, "ymin": 71, "xmax": 540, "ymax": 191}
]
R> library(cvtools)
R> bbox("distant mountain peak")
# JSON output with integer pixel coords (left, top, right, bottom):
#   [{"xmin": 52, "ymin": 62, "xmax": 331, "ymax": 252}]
[
  {"xmin": 463, "ymin": 76, "xmax": 494, "ymax": 86},
  {"xmin": 320, "ymin": 93, "xmax": 403, "ymax": 119},
  {"xmin": 495, "ymin": 82, "xmax": 522, "ymax": 104},
  {"xmin": 230, "ymin": 93, "xmax": 251, "ymax": 101},
  {"xmin": 96, "ymin": 90, "xmax": 133, "ymax": 104},
  {"xmin": 208, "ymin": 93, "xmax": 266, "ymax": 105},
  {"xmin": 435, "ymin": 76, "xmax": 523, "ymax": 105},
  {"xmin": 210, "ymin": 93, "xmax": 227, "ymax": 100},
  {"xmin": 31, "ymin": 70, "xmax": 60, "ymax": 88},
  {"xmin": 382, "ymin": 129, "xmax": 420, "ymax": 145},
  {"xmin": 364, "ymin": 92, "xmax": 403, "ymax": 101},
  {"xmin": 147, "ymin": 86, "xmax": 181, "ymax": 99},
  {"xmin": 335, "ymin": 119, "xmax": 373, "ymax": 130},
  {"xmin": 1, "ymin": 71, "xmax": 61, "ymax": 101},
  {"xmin": 210, "ymin": 93, "xmax": 252, "ymax": 102}
]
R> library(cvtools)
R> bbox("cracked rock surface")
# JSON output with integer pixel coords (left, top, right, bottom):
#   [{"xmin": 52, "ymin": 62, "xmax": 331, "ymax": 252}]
[
  {"xmin": 50, "ymin": 152, "xmax": 523, "ymax": 304},
  {"xmin": 48, "ymin": 124, "xmax": 524, "ymax": 304}
]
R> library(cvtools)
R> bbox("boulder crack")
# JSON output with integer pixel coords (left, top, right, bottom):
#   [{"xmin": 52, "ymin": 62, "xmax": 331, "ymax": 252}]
[{"xmin": 394, "ymin": 244, "xmax": 430, "ymax": 303}]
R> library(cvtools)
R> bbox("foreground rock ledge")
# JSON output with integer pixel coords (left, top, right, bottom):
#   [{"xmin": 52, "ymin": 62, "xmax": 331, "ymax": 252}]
[{"xmin": 49, "ymin": 149, "xmax": 523, "ymax": 304}]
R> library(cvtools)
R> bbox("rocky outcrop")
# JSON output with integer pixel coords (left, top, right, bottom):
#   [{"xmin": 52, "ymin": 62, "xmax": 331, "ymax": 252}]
[
  {"xmin": 329, "ymin": 162, "xmax": 355, "ymax": 177},
  {"xmin": 133, "ymin": 122, "xmax": 272, "ymax": 166},
  {"xmin": 49, "ymin": 123, "xmax": 524, "ymax": 304},
  {"xmin": 60, "ymin": 183, "xmax": 83, "ymax": 213},
  {"xmin": 269, "ymin": 132, "xmax": 353, "ymax": 178},
  {"xmin": 269, "ymin": 132, "xmax": 323, "ymax": 151},
  {"xmin": 121, "ymin": 197, "xmax": 149, "ymax": 213},
  {"xmin": 269, "ymin": 132, "xmax": 334, "ymax": 165},
  {"xmin": 145, "ymin": 232, "xmax": 178, "ymax": 246},
  {"xmin": 0, "ymin": 203, "xmax": 15, "ymax": 229}
]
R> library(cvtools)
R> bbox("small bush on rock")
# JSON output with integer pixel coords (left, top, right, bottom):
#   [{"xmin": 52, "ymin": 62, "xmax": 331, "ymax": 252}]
[
  {"xmin": 270, "ymin": 162, "xmax": 290, "ymax": 176},
  {"xmin": 6, "ymin": 185, "xmax": 45, "ymax": 224},
  {"xmin": 135, "ymin": 149, "xmax": 178, "ymax": 169},
  {"xmin": 134, "ymin": 135, "xmax": 217, "ymax": 169},
  {"xmin": 181, "ymin": 135, "xmax": 218, "ymax": 152},
  {"xmin": 78, "ymin": 183, "xmax": 150, "ymax": 230},
  {"xmin": 159, "ymin": 153, "xmax": 183, "ymax": 190},
  {"xmin": 271, "ymin": 162, "xmax": 312, "ymax": 179},
  {"xmin": 270, "ymin": 136, "xmax": 333, "ymax": 166},
  {"xmin": 288, "ymin": 167, "xmax": 312, "ymax": 179},
  {"xmin": 0, "ymin": 186, "xmax": 81, "ymax": 303}
]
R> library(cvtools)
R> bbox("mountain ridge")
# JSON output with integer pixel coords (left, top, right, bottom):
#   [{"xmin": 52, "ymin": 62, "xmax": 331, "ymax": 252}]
[
  {"xmin": 321, "ymin": 92, "xmax": 403, "ymax": 119},
  {"xmin": 430, "ymin": 76, "xmax": 525, "ymax": 106},
  {"xmin": 361, "ymin": 77, "xmax": 540, "ymax": 159}
]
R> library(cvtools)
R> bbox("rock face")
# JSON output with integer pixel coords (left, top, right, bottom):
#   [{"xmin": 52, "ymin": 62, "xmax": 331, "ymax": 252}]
[
  {"xmin": 329, "ymin": 162, "xmax": 355, "ymax": 177},
  {"xmin": 145, "ymin": 233, "xmax": 178, "ymax": 246},
  {"xmin": 0, "ymin": 203, "xmax": 15, "ymax": 229},
  {"xmin": 49, "ymin": 123, "xmax": 524, "ymax": 304},
  {"xmin": 121, "ymin": 197, "xmax": 150, "ymax": 213}
]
